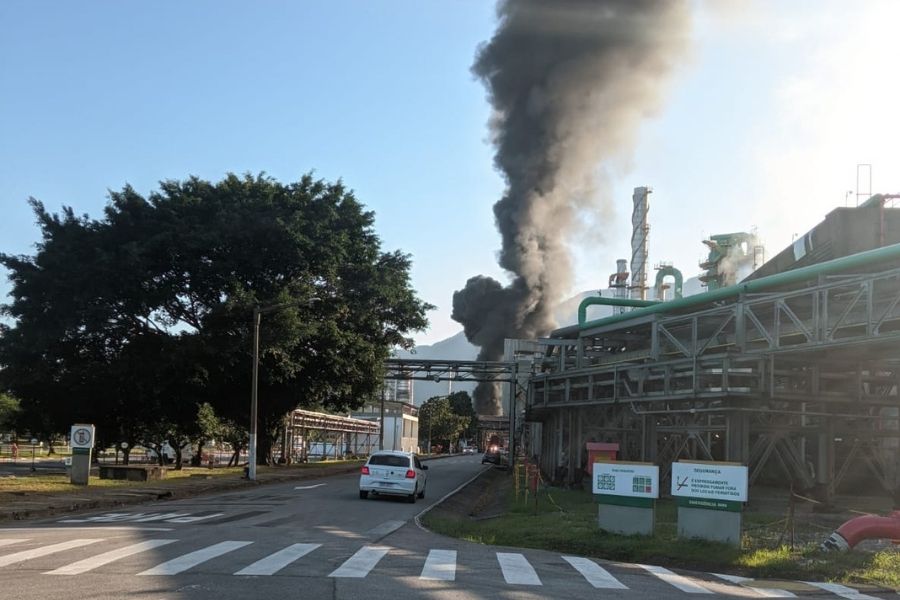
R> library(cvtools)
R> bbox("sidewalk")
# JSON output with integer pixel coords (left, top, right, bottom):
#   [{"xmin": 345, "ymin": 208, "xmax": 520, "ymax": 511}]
[{"xmin": 0, "ymin": 461, "xmax": 365, "ymax": 523}]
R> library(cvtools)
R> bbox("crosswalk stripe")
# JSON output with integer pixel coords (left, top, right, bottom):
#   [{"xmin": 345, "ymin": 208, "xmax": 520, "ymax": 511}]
[
  {"xmin": 329, "ymin": 546, "xmax": 390, "ymax": 578},
  {"xmin": 234, "ymin": 543, "xmax": 321, "ymax": 576},
  {"xmin": 0, "ymin": 539, "xmax": 104, "ymax": 568},
  {"xmin": 366, "ymin": 520, "xmax": 406, "ymax": 538},
  {"xmin": 713, "ymin": 573, "xmax": 796, "ymax": 597},
  {"xmin": 0, "ymin": 540, "xmax": 27, "ymax": 549},
  {"xmin": 562, "ymin": 556, "xmax": 628, "ymax": 589},
  {"xmin": 137, "ymin": 541, "xmax": 252, "ymax": 576},
  {"xmin": 497, "ymin": 552, "xmax": 541, "ymax": 586},
  {"xmin": 45, "ymin": 539, "xmax": 178, "ymax": 575},
  {"xmin": 803, "ymin": 581, "xmax": 880, "ymax": 600},
  {"xmin": 420, "ymin": 549, "xmax": 456, "ymax": 581},
  {"xmin": 638, "ymin": 564, "xmax": 714, "ymax": 594}
]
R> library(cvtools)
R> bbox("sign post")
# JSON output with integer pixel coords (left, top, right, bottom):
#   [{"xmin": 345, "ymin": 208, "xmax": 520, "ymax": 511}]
[
  {"xmin": 671, "ymin": 460, "xmax": 748, "ymax": 546},
  {"xmin": 593, "ymin": 461, "xmax": 659, "ymax": 536},
  {"xmin": 69, "ymin": 424, "xmax": 95, "ymax": 486}
]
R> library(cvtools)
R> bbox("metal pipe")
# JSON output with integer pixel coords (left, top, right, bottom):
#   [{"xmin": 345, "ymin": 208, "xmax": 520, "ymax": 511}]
[
  {"xmin": 577, "ymin": 296, "xmax": 660, "ymax": 324},
  {"xmin": 654, "ymin": 265, "xmax": 684, "ymax": 300},
  {"xmin": 570, "ymin": 241, "xmax": 900, "ymax": 330},
  {"xmin": 627, "ymin": 403, "xmax": 895, "ymax": 420}
]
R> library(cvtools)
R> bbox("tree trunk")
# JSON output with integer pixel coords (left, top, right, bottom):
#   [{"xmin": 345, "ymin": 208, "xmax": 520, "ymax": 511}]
[
  {"xmin": 173, "ymin": 446, "xmax": 183, "ymax": 470},
  {"xmin": 122, "ymin": 448, "xmax": 131, "ymax": 465},
  {"xmin": 190, "ymin": 438, "xmax": 205, "ymax": 467}
]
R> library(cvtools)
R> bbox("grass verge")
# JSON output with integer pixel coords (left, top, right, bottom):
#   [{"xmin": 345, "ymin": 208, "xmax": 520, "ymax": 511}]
[
  {"xmin": 0, "ymin": 459, "xmax": 363, "ymax": 496},
  {"xmin": 422, "ymin": 471, "xmax": 900, "ymax": 589}
]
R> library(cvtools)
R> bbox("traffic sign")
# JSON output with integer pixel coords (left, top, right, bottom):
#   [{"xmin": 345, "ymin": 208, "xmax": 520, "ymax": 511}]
[{"xmin": 70, "ymin": 424, "xmax": 96, "ymax": 449}]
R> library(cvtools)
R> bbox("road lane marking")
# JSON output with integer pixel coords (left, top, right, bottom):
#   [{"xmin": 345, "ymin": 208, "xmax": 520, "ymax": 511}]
[
  {"xmin": 497, "ymin": 552, "xmax": 541, "ymax": 585},
  {"xmin": 0, "ymin": 540, "xmax": 27, "ymax": 549},
  {"xmin": 133, "ymin": 513, "xmax": 190, "ymax": 522},
  {"xmin": 0, "ymin": 539, "xmax": 104, "ymax": 568},
  {"xmin": 366, "ymin": 520, "xmax": 405, "ymax": 538},
  {"xmin": 137, "ymin": 541, "xmax": 252, "ymax": 576},
  {"xmin": 329, "ymin": 546, "xmax": 390, "ymax": 578},
  {"xmin": 165, "ymin": 513, "xmax": 224, "ymax": 523},
  {"xmin": 638, "ymin": 564, "xmax": 714, "ymax": 593},
  {"xmin": 45, "ymin": 539, "xmax": 178, "ymax": 575},
  {"xmin": 562, "ymin": 556, "xmax": 628, "ymax": 589},
  {"xmin": 294, "ymin": 483, "xmax": 327, "ymax": 490},
  {"xmin": 420, "ymin": 549, "xmax": 456, "ymax": 581},
  {"xmin": 234, "ymin": 543, "xmax": 321, "ymax": 575},
  {"xmin": 803, "ymin": 581, "xmax": 879, "ymax": 600},
  {"xmin": 714, "ymin": 573, "xmax": 796, "ymax": 597}
]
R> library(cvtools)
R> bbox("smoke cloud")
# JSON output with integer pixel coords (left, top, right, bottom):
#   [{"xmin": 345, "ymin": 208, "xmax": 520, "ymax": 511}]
[{"xmin": 453, "ymin": 0, "xmax": 692, "ymax": 415}]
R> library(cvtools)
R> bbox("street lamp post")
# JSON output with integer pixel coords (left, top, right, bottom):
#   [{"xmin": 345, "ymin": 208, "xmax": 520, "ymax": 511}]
[{"xmin": 249, "ymin": 298, "xmax": 318, "ymax": 482}]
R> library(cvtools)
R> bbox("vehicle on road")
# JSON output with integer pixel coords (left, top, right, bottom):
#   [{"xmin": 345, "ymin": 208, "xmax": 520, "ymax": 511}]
[
  {"xmin": 359, "ymin": 450, "xmax": 428, "ymax": 503},
  {"xmin": 462, "ymin": 446, "xmax": 476, "ymax": 455},
  {"xmin": 481, "ymin": 444, "xmax": 501, "ymax": 465}
]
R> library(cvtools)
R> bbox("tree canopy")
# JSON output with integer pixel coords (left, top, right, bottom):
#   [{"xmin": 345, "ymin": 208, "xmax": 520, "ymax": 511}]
[
  {"xmin": 0, "ymin": 173, "xmax": 432, "ymax": 464},
  {"xmin": 418, "ymin": 392, "xmax": 473, "ymax": 452}
]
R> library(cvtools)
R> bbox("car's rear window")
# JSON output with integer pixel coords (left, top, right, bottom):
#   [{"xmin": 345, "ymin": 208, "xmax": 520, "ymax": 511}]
[{"xmin": 368, "ymin": 455, "xmax": 410, "ymax": 467}]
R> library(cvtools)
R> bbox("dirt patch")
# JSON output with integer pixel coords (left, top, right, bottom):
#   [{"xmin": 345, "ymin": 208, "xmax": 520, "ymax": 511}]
[{"xmin": 434, "ymin": 466, "xmax": 512, "ymax": 520}]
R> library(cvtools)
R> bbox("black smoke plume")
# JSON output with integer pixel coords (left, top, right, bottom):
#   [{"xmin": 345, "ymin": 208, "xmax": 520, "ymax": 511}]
[{"xmin": 453, "ymin": 0, "xmax": 691, "ymax": 415}]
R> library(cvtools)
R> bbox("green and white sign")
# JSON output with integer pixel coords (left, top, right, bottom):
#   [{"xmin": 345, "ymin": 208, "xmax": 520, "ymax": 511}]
[
  {"xmin": 593, "ymin": 462, "xmax": 659, "ymax": 498},
  {"xmin": 671, "ymin": 461, "xmax": 748, "ymax": 503}
]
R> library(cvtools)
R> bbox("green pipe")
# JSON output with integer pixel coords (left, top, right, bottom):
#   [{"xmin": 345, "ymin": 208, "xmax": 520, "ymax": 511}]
[
  {"xmin": 578, "ymin": 296, "xmax": 660, "ymax": 325},
  {"xmin": 654, "ymin": 266, "xmax": 684, "ymax": 300},
  {"xmin": 570, "ymin": 241, "xmax": 900, "ymax": 332}
]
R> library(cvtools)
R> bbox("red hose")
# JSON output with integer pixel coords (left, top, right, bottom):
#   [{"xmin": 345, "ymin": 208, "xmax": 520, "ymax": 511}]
[{"xmin": 821, "ymin": 511, "xmax": 900, "ymax": 551}]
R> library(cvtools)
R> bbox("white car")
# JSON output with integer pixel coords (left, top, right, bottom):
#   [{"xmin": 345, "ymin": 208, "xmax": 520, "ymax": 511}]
[{"xmin": 359, "ymin": 451, "xmax": 428, "ymax": 503}]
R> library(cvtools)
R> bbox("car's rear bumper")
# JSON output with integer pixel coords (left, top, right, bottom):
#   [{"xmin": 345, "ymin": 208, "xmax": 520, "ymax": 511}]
[{"xmin": 359, "ymin": 476, "xmax": 416, "ymax": 496}]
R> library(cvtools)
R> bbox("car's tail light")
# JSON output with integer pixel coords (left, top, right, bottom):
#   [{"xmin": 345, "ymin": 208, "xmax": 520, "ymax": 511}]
[
  {"xmin": 405, "ymin": 469, "xmax": 416, "ymax": 479},
  {"xmin": 361, "ymin": 466, "xmax": 370, "ymax": 475}
]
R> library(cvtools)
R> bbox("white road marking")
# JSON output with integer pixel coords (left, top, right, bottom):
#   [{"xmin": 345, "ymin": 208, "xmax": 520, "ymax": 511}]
[
  {"xmin": 45, "ymin": 539, "xmax": 178, "ymax": 575},
  {"xmin": 234, "ymin": 543, "xmax": 321, "ymax": 576},
  {"xmin": 420, "ymin": 549, "xmax": 456, "ymax": 581},
  {"xmin": 137, "ymin": 541, "xmax": 252, "ymax": 576},
  {"xmin": 133, "ymin": 513, "xmax": 190, "ymax": 522},
  {"xmin": 714, "ymin": 573, "xmax": 796, "ymax": 597},
  {"xmin": 497, "ymin": 552, "xmax": 542, "ymax": 586},
  {"xmin": 638, "ymin": 564, "xmax": 714, "ymax": 594},
  {"xmin": 0, "ymin": 539, "xmax": 104, "ymax": 568},
  {"xmin": 329, "ymin": 546, "xmax": 390, "ymax": 578},
  {"xmin": 804, "ymin": 581, "xmax": 880, "ymax": 600},
  {"xmin": 164, "ymin": 513, "xmax": 224, "ymax": 523},
  {"xmin": 563, "ymin": 556, "xmax": 628, "ymax": 589},
  {"xmin": 366, "ymin": 520, "xmax": 405, "ymax": 537},
  {"xmin": 0, "ymin": 540, "xmax": 27, "ymax": 549},
  {"xmin": 294, "ymin": 483, "xmax": 327, "ymax": 490}
]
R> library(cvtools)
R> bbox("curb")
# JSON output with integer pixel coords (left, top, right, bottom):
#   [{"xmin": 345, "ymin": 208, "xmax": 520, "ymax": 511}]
[{"xmin": 414, "ymin": 464, "xmax": 493, "ymax": 533}]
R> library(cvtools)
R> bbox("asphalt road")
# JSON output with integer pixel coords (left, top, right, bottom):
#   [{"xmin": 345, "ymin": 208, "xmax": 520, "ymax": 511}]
[{"xmin": 0, "ymin": 455, "xmax": 889, "ymax": 599}]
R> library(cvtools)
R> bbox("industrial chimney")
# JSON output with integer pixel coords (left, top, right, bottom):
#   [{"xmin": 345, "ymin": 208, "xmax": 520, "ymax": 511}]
[{"xmin": 630, "ymin": 187, "xmax": 651, "ymax": 301}]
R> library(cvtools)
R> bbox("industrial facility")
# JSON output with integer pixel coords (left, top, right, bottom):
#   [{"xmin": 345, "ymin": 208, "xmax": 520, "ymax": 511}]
[{"xmin": 524, "ymin": 188, "xmax": 900, "ymax": 504}]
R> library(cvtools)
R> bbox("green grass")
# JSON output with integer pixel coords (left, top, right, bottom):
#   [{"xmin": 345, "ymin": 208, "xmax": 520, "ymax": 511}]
[
  {"xmin": 423, "ymin": 481, "xmax": 900, "ymax": 589},
  {"xmin": 0, "ymin": 459, "xmax": 363, "ymax": 496}
]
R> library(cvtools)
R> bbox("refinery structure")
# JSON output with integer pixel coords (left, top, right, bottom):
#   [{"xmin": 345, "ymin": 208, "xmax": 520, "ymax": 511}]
[
  {"xmin": 523, "ymin": 188, "xmax": 900, "ymax": 504},
  {"xmin": 383, "ymin": 187, "xmax": 900, "ymax": 504}
]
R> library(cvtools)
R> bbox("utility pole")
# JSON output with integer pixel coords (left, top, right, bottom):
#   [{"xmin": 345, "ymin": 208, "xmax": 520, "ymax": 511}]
[{"xmin": 379, "ymin": 384, "xmax": 385, "ymax": 450}]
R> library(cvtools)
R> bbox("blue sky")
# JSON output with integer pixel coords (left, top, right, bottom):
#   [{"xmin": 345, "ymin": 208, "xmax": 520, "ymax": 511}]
[{"xmin": 2, "ymin": 1, "xmax": 899, "ymax": 346}]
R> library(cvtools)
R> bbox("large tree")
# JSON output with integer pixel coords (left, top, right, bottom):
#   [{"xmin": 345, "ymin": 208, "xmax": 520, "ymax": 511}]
[
  {"xmin": 418, "ymin": 395, "xmax": 471, "ymax": 452},
  {"xmin": 0, "ymin": 173, "xmax": 432, "ymax": 464}
]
